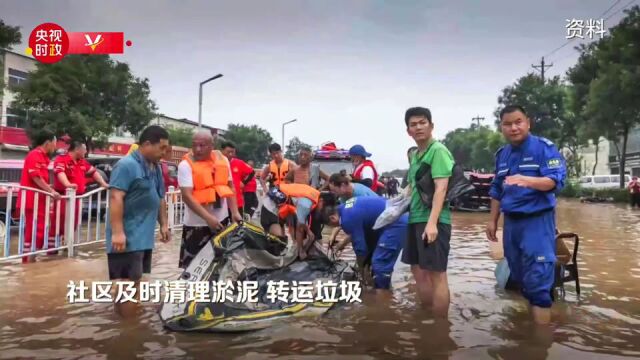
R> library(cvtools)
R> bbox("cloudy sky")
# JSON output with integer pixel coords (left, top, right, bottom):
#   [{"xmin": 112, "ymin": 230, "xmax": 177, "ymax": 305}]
[{"xmin": 0, "ymin": 0, "xmax": 632, "ymax": 170}]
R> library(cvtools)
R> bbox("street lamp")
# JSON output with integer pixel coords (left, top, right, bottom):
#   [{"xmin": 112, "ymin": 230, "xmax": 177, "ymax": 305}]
[
  {"xmin": 282, "ymin": 119, "xmax": 298, "ymax": 151},
  {"xmin": 198, "ymin": 74, "xmax": 224, "ymax": 129}
]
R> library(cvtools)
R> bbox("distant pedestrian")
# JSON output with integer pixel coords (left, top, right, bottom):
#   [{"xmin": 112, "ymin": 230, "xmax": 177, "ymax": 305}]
[
  {"xmin": 106, "ymin": 125, "xmax": 171, "ymax": 317},
  {"xmin": 628, "ymin": 176, "xmax": 640, "ymax": 208},
  {"xmin": 244, "ymin": 160, "xmax": 259, "ymax": 218}
]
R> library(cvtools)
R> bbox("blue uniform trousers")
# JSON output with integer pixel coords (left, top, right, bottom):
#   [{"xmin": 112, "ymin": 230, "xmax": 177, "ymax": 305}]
[
  {"xmin": 503, "ymin": 209, "xmax": 556, "ymax": 308},
  {"xmin": 371, "ymin": 221, "xmax": 405, "ymax": 289}
]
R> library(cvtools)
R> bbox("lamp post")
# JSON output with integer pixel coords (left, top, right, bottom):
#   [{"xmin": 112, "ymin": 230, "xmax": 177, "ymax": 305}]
[
  {"xmin": 282, "ymin": 119, "xmax": 298, "ymax": 152},
  {"xmin": 198, "ymin": 74, "xmax": 224, "ymax": 129}
]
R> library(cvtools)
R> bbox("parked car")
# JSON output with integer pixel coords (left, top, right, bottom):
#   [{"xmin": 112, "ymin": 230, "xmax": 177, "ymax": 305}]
[{"xmin": 579, "ymin": 174, "xmax": 631, "ymax": 189}]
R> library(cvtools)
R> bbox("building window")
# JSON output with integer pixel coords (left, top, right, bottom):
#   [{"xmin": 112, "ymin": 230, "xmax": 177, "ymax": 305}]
[
  {"xmin": 7, "ymin": 68, "xmax": 29, "ymax": 90},
  {"xmin": 5, "ymin": 108, "xmax": 27, "ymax": 128}
]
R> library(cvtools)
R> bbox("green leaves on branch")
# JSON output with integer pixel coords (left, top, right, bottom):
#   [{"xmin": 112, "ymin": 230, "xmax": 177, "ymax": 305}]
[
  {"xmin": 442, "ymin": 126, "xmax": 503, "ymax": 171},
  {"xmin": 224, "ymin": 124, "xmax": 274, "ymax": 167},
  {"xmin": 13, "ymin": 55, "xmax": 157, "ymax": 151}
]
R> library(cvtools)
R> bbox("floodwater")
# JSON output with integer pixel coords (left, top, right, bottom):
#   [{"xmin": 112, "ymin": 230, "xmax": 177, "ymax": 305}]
[{"xmin": 0, "ymin": 198, "xmax": 639, "ymax": 359}]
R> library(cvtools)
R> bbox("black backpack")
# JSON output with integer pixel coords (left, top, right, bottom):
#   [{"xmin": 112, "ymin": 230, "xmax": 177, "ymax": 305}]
[{"xmin": 413, "ymin": 143, "xmax": 475, "ymax": 207}]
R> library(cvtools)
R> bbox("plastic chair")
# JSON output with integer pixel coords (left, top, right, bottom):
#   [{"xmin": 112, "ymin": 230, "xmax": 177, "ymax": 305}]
[{"xmin": 553, "ymin": 232, "xmax": 581, "ymax": 299}]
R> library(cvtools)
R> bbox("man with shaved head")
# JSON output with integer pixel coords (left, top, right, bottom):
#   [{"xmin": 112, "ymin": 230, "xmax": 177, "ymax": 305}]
[{"xmin": 177, "ymin": 130, "xmax": 242, "ymax": 269}]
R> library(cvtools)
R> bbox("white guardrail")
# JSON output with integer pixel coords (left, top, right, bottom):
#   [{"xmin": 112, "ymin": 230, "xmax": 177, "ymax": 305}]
[{"xmin": 0, "ymin": 184, "xmax": 183, "ymax": 263}]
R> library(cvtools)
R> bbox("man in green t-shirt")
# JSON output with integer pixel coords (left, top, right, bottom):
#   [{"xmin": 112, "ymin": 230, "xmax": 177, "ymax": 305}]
[{"xmin": 401, "ymin": 107, "xmax": 454, "ymax": 318}]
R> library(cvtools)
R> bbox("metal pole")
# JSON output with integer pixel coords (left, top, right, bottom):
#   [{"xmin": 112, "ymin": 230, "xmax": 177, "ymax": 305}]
[
  {"xmin": 198, "ymin": 74, "xmax": 223, "ymax": 129},
  {"xmin": 281, "ymin": 119, "xmax": 298, "ymax": 152},
  {"xmin": 198, "ymin": 84, "xmax": 203, "ymax": 129}
]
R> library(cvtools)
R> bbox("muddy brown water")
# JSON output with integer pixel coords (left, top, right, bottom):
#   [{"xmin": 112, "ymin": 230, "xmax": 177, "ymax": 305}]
[{"xmin": 0, "ymin": 199, "xmax": 638, "ymax": 359}]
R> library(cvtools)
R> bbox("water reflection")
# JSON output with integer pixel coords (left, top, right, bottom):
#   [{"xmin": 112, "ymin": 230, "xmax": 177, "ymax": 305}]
[{"xmin": 0, "ymin": 199, "xmax": 639, "ymax": 359}]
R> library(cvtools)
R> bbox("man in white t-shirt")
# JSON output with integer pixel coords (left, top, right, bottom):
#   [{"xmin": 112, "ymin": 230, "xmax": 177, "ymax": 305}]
[{"xmin": 177, "ymin": 131, "xmax": 242, "ymax": 268}]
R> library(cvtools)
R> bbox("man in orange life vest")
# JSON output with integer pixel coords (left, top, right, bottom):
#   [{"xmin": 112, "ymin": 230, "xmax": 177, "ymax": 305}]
[
  {"xmin": 17, "ymin": 130, "xmax": 61, "ymax": 264},
  {"xmin": 349, "ymin": 144, "xmax": 379, "ymax": 192},
  {"xmin": 260, "ymin": 182, "xmax": 326, "ymax": 259},
  {"xmin": 260, "ymin": 143, "xmax": 296, "ymax": 191},
  {"xmin": 51, "ymin": 140, "xmax": 108, "ymax": 243},
  {"xmin": 177, "ymin": 131, "xmax": 243, "ymax": 268}
]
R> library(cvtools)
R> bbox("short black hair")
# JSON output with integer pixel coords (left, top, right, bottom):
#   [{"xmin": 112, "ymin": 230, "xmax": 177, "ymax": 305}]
[
  {"xmin": 321, "ymin": 205, "xmax": 339, "ymax": 225},
  {"xmin": 405, "ymin": 107, "xmax": 432, "ymax": 127},
  {"xmin": 299, "ymin": 145, "xmax": 312, "ymax": 153},
  {"xmin": 499, "ymin": 105, "xmax": 527, "ymax": 120},
  {"xmin": 221, "ymin": 140, "xmax": 236, "ymax": 149},
  {"xmin": 329, "ymin": 173, "xmax": 350, "ymax": 186},
  {"xmin": 31, "ymin": 129, "xmax": 56, "ymax": 147},
  {"xmin": 138, "ymin": 125, "xmax": 169, "ymax": 145},
  {"xmin": 268, "ymin": 143, "xmax": 282, "ymax": 153},
  {"xmin": 68, "ymin": 140, "xmax": 86, "ymax": 151}
]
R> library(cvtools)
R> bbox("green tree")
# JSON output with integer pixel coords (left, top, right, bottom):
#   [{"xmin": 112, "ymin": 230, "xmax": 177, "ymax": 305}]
[
  {"xmin": 1, "ymin": 19, "xmax": 23, "ymax": 98},
  {"xmin": 567, "ymin": 6, "xmax": 640, "ymax": 187},
  {"xmin": 495, "ymin": 74, "xmax": 569, "ymax": 145},
  {"xmin": 0, "ymin": 19, "xmax": 21, "ymax": 49},
  {"xmin": 284, "ymin": 136, "xmax": 311, "ymax": 160},
  {"xmin": 224, "ymin": 124, "xmax": 274, "ymax": 166},
  {"xmin": 443, "ymin": 126, "xmax": 503, "ymax": 171},
  {"xmin": 167, "ymin": 126, "xmax": 194, "ymax": 148},
  {"xmin": 13, "ymin": 55, "xmax": 156, "ymax": 150}
]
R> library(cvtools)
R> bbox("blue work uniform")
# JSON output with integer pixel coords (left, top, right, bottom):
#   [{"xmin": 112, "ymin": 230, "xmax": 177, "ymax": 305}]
[
  {"xmin": 489, "ymin": 134, "xmax": 566, "ymax": 308},
  {"xmin": 338, "ymin": 196, "xmax": 407, "ymax": 289}
]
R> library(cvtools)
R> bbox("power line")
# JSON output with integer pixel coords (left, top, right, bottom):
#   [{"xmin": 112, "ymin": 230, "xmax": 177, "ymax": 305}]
[
  {"xmin": 604, "ymin": 0, "xmax": 637, "ymax": 21},
  {"xmin": 543, "ymin": 0, "xmax": 635, "ymax": 58}
]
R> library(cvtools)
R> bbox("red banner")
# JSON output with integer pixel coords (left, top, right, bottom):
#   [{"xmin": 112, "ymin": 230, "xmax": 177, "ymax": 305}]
[{"xmin": 67, "ymin": 32, "xmax": 124, "ymax": 54}]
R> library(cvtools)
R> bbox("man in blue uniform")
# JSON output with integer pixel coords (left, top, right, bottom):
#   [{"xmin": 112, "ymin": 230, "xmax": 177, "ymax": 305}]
[
  {"xmin": 322, "ymin": 196, "xmax": 407, "ymax": 293},
  {"xmin": 486, "ymin": 105, "xmax": 567, "ymax": 325}
]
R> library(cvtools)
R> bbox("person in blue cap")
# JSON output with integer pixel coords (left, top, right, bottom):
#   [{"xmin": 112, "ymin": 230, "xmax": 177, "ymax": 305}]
[
  {"xmin": 486, "ymin": 105, "xmax": 567, "ymax": 325},
  {"xmin": 322, "ymin": 196, "xmax": 407, "ymax": 293},
  {"xmin": 349, "ymin": 144, "xmax": 380, "ymax": 192}
]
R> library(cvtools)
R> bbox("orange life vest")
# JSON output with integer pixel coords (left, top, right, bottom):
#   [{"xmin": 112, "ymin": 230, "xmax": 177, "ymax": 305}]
[
  {"xmin": 269, "ymin": 159, "xmax": 291, "ymax": 186},
  {"xmin": 183, "ymin": 150, "xmax": 234, "ymax": 204},
  {"xmin": 277, "ymin": 183, "xmax": 320, "ymax": 220}
]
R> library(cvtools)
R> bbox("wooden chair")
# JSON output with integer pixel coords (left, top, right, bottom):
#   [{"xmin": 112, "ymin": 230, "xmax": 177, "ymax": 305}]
[{"xmin": 553, "ymin": 232, "xmax": 581, "ymax": 299}]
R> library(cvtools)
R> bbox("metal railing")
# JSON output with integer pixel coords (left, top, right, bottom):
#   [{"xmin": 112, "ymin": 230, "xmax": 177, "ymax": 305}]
[{"xmin": 0, "ymin": 184, "xmax": 184, "ymax": 263}]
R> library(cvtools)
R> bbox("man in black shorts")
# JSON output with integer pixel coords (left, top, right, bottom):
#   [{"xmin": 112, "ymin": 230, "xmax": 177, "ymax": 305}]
[
  {"xmin": 402, "ymin": 107, "xmax": 454, "ymax": 318},
  {"xmin": 106, "ymin": 126, "xmax": 171, "ymax": 317}
]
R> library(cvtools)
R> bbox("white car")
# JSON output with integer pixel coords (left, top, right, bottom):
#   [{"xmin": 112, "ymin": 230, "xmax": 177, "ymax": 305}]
[{"xmin": 579, "ymin": 174, "xmax": 631, "ymax": 189}]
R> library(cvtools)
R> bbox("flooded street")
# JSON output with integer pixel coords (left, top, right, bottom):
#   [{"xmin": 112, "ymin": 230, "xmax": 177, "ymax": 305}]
[{"xmin": 0, "ymin": 198, "xmax": 638, "ymax": 359}]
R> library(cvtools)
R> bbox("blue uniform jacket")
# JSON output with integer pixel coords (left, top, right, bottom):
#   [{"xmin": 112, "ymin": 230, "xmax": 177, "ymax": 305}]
[
  {"xmin": 337, "ymin": 196, "xmax": 405, "ymax": 258},
  {"xmin": 489, "ymin": 135, "xmax": 567, "ymax": 214}
]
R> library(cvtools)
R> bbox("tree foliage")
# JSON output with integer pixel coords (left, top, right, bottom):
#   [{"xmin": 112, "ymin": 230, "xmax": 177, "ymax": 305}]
[
  {"xmin": 224, "ymin": 124, "xmax": 274, "ymax": 166},
  {"xmin": 166, "ymin": 126, "xmax": 194, "ymax": 148},
  {"xmin": 13, "ymin": 55, "xmax": 157, "ymax": 151},
  {"xmin": 442, "ymin": 126, "xmax": 504, "ymax": 171},
  {"xmin": 0, "ymin": 19, "xmax": 21, "ymax": 49},
  {"xmin": 284, "ymin": 136, "xmax": 311, "ymax": 160},
  {"xmin": 566, "ymin": 5, "xmax": 640, "ymax": 187}
]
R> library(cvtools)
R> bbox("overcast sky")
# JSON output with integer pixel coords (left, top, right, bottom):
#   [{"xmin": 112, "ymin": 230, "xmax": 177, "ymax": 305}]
[{"xmin": 0, "ymin": 0, "xmax": 631, "ymax": 170}]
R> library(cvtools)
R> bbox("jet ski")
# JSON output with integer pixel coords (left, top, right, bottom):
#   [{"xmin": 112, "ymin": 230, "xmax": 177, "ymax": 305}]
[{"xmin": 159, "ymin": 222, "xmax": 357, "ymax": 332}]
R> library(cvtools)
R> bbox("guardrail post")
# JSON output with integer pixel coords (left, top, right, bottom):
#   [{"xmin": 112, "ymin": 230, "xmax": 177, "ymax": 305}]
[
  {"xmin": 65, "ymin": 187, "xmax": 76, "ymax": 258},
  {"xmin": 167, "ymin": 186, "xmax": 175, "ymax": 231}
]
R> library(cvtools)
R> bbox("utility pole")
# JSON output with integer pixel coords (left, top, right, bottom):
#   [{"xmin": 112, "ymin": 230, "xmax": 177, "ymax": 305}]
[
  {"xmin": 532, "ymin": 56, "xmax": 553, "ymax": 83},
  {"xmin": 472, "ymin": 115, "xmax": 485, "ymax": 128}
]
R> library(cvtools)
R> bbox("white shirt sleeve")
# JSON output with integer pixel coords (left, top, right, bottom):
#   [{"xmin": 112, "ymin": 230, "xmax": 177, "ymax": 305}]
[
  {"xmin": 361, "ymin": 166, "xmax": 375, "ymax": 181},
  {"xmin": 178, "ymin": 160, "xmax": 193, "ymax": 188}
]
